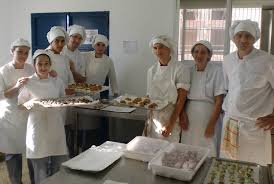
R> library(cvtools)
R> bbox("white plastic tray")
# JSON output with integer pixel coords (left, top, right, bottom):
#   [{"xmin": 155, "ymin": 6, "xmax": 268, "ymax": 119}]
[
  {"xmin": 62, "ymin": 145, "xmax": 123, "ymax": 172},
  {"xmin": 123, "ymin": 136, "xmax": 169, "ymax": 162},
  {"xmin": 148, "ymin": 143, "xmax": 210, "ymax": 181}
]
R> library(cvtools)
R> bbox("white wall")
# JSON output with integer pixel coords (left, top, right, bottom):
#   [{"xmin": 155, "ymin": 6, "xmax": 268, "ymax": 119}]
[
  {"xmin": 1, "ymin": 0, "xmax": 177, "ymax": 96},
  {"xmin": 0, "ymin": 1, "xmax": 12, "ymax": 65}
]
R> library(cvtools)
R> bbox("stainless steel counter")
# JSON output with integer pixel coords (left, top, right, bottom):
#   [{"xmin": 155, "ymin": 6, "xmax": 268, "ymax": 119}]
[
  {"xmin": 72, "ymin": 107, "xmax": 148, "ymax": 154},
  {"xmin": 41, "ymin": 157, "xmax": 270, "ymax": 184},
  {"xmin": 41, "ymin": 157, "xmax": 207, "ymax": 184},
  {"xmin": 74, "ymin": 106, "xmax": 148, "ymax": 121}
]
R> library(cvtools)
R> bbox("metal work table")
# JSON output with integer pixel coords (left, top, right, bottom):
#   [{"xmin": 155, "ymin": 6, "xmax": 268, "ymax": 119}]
[
  {"xmin": 72, "ymin": 107, "xmax": 148, "ymax": 154},
  {"xmin": 73, "ymin": 106, "xmax": 148, "ymax": 121},
  {"xmin": 41, "ymin": 157, "xmax": 270, "ymax": 184}
]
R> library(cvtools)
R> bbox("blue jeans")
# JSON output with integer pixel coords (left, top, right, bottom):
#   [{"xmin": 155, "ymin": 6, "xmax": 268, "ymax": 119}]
[
  {"xmin": 5, "ymin": 154, "xmax": 34, "ymax": 184},
  {"xmin": 30, "ymin": 155, "xmax": 68, "ymax": 184}
]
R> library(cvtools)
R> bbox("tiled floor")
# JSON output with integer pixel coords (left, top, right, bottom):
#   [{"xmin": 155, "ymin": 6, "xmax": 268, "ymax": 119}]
[{"xmin": 0, "ymin": 158, "xmax": 31, "ymax": 184}]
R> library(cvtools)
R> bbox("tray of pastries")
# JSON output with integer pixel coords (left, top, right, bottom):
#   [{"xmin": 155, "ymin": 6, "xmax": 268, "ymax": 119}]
[
  {"xmin": 114, "ymin": 95, "xmax": 168, "ymax": 110},
  {"xmin": 68, "ymin": 83, "xmax": 109, "ymax": 94},
  {"xmin": 31, "ymin": 96, "xmax": 96, "ymax": 108},
  {"xmin": 203, "ymin": 158, "xmax": 262, "ymax": 184}
]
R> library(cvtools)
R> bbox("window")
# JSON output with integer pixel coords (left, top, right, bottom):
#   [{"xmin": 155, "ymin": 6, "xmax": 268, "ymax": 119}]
[
  {"xmin": 230, "ymin": 8, "xmax": 261, "ymax": 52},
  {"xmin": 178, "ymin": 8, "xmax": 262, "ymax": 61}
]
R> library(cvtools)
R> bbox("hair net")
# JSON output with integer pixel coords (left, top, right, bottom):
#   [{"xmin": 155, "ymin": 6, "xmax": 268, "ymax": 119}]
[
  {"xmin": 10, "ymin": 38, "xmax": 30, "ymax": 50},
  {"xmin": 149, "ymin": 35, "xmax": 176, "ymax": 56},
  {"xmin": 230, "ymin": 19, "xmax": 260, "ymax": 42},
  {"xmin": 191, "ymin": 40, "xmax": 213, "ymax": 54},
  {"xmin": 33, "ymin": 49, "xmax": 51, "ymax": 64},
  {"xmin": 46, "ymin": 26, "xmax": 69, "ymax": 44},
  {"xmin": 67, "ymin": 25, "xmax": 86, "ymax": 44},
  {"xmin": 92, "ymin": 34, "xmax": 109, "ymax": 48}
]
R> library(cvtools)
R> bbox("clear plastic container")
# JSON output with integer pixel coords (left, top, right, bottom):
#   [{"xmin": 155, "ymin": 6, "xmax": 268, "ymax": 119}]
[
  {"xmin": 123, "ymin": 136, "xmax": 169, "ymax": 162},
  {"xmin": 148, "ymin": 143, "xmax": 210, "ymax": 181}
]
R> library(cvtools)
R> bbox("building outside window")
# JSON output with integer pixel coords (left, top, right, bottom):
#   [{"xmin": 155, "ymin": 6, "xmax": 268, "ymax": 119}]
[{"xmin": 178, "ymin": 8, "xmax": 261, "ymax": 61}]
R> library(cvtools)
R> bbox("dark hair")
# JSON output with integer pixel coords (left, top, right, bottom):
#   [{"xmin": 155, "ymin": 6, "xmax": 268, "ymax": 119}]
[{"xmin": 33, "ymin": 54, "xmax": 51, "ymax": 65}]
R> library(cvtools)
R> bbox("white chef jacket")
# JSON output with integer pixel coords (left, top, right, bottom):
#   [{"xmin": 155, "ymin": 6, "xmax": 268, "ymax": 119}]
[
  {"xmin": 145, "ymin": 58, "xmax": 190, "ymax": 142},
  {"xmin": 188, "ymin": 63, "xmax": 226, "ymax": 103},
  {"xmin": 84, "ymin": 51, "xmax": 118, "ymax": 94},
  {"xmin": 0, "ymin": 62, "xmax": 34, "ymax": 153},
  {"xmin": 46, "ymin": 48, "xmax": 74, "ymax": 86},
  {"xmin": 181, "ymin": 63, "xmax": 225, "ymax": 156},
  {"xmin": 147, "ymin": 59, "xmax": 190, "ymax": 104},
  {"xmin": 18, "ymin": 73, "xmax": 67, "ymax": 158},
  {"xmin": 62, "ymin": 46, "xmax": 86, "ymax": 76},
  {"xmin": 222, "ymin": 48, "xmax": 274, "ymax": 120}
]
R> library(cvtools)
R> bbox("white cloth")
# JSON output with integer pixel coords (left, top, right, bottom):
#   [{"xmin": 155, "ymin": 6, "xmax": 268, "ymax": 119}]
[
  {"xmin": 181, "ymin": 63, "xmax": 225, "ymax": 157},
  {"xmin": 46, "ymin": 49, "xmax": 74, "ymax": 86},
  {"xmin": 18, "ymin": 74, "xmax": 67, "ymax": 159},
  {"xmin": 220, "ymin": 115, "xmax": 271, "ymax": 166},
  {"xmin": 182, "ymin": 101, "xmax": 217, "ymax": 156},
  {"xmin": 146, "ymin": 59, "xmax": 190, "ymax": 142},
  {"xmin": 62, "ymin": 46, "xmax": 86, "ymax": 76},
  {"xmin": 10, "ymin": 38, "xmax": 30, "ymax": 50},
  {"xmin": 187, "ymin": 63, "xmax": 225, "ymax": 104},
  {"xmin": 221, "ymin": 48, "xmax": 274, "ymax": 165},
  {"xmin": 230, "ymin": 19, "xmax": 260, "ymax": 41},
  {"xmin": 0, "ymin": 62, "xmax": 34, "ymax": 153},
  {"xmin": 222, "ymin": 48, "xmax": 274, "ymax": 120},
  {"xmin": 84, "ymin": 51, "xmax": 118, "ymax": 95},
  {"xmin": 67, "ymin": 25, "xmax": 86, "ymax": 43},
  {"xmin": 47, "ymin": 26, "xmax": 68, "ymax": 44},
  {"xmin": 147, "ymin": 59, "xmax": 190, "ymax": 104},
  {"xmin": 92, "ymin": 34, "xmax": 109, "ymax": 48}
]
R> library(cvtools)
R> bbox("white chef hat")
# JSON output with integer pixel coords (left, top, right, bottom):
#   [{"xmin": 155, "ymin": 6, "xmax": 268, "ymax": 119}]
[
  {"xmin": 33, "ymin": 49, "xmax": 52, "ymax": 64},
  {"xmin": 191, "ymin": 40, "xmax": 213, "ymax": 54},
  {"xmin": 149, "ymin": 35, "xmax": 176, "ymax": 56},
  {"xmin": 10, "ymin": 38, "xmax": 30, "ymax": 50},
  {"xmin": 92, "ymin": 34, "xmax": 109, "ymax": 48},
  {"xmin": 46, "ymin": 26, "xmax": 69, "ymax": 44},
  {"xmin": 67, "ymin": 25, "xmax": 86, "ymax": 43},
  {"xmin": 230, "ymin": 19, "xmax": 260, "ymax": 42}
]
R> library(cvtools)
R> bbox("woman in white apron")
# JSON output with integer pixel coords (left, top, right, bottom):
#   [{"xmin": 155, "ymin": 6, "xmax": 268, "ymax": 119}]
[
  {"xmin": 221, "ymin": 20, "xmax": 274, "ymax": 165},
  {"xmin": 144, "ymin": 35, "xmax": 191, "ymax": 142},
  {"xmin": 18, "ymin": 50, "xmax": 68, "ymax": 184},
  {"xmin": 0, "ymin": 39, "xmax": 34, "ymax": 184},
  {"xmin": 84, "ymin": 34, "xmax": 119, "ymax": 97},
  {"xmin": 180, "ymin": 41, "xmax": 225, "ymax": 157},
  {"xmin": 78, "ymin": 34, "xmax": 119, "ymax": 150}
]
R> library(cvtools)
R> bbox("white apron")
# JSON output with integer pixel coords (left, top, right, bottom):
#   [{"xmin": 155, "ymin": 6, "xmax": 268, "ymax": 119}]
[
  {"xmin": 220, "ymin": 115, "xmax": 272, "ymax": 166},
  {"xmin": 181, "ymin": 100, "xmax": 217, "ymax": 157},
  {"xmin": 181, "ymin": 66, "xmax": 222, "ymax": 157},
  {"xmin": 146, "ymin": 64, "xmax": 181, "ymax": 142},
  {"xmin": 18, "ymin": 75, "xmax": 67, "ymax": 158},
  {"xmin": 0, "ymin": 63, "xmax": 34, "ymax": 153}
]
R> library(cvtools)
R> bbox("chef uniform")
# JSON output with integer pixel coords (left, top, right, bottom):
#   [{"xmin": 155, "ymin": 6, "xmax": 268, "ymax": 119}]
[
  {"xmin": 146, "ymin": 35, "xmax": 191, "ymax": 142},
  {"xmin": 221, "ymin": 20, "xmax": 273, "ymax": 165},
  {"xmin": 18, "ymin": 50, "xmax": 68, "ymax": 184}
]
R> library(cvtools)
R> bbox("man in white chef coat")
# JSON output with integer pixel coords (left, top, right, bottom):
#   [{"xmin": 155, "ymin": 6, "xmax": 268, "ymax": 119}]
[
  {"xmin": 221, "ymin": 19, "xmax": 274, "ymax": 165},
  {"xmin": 62, "ymin": 24, "xmax": 86, "ymax": 83}
]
